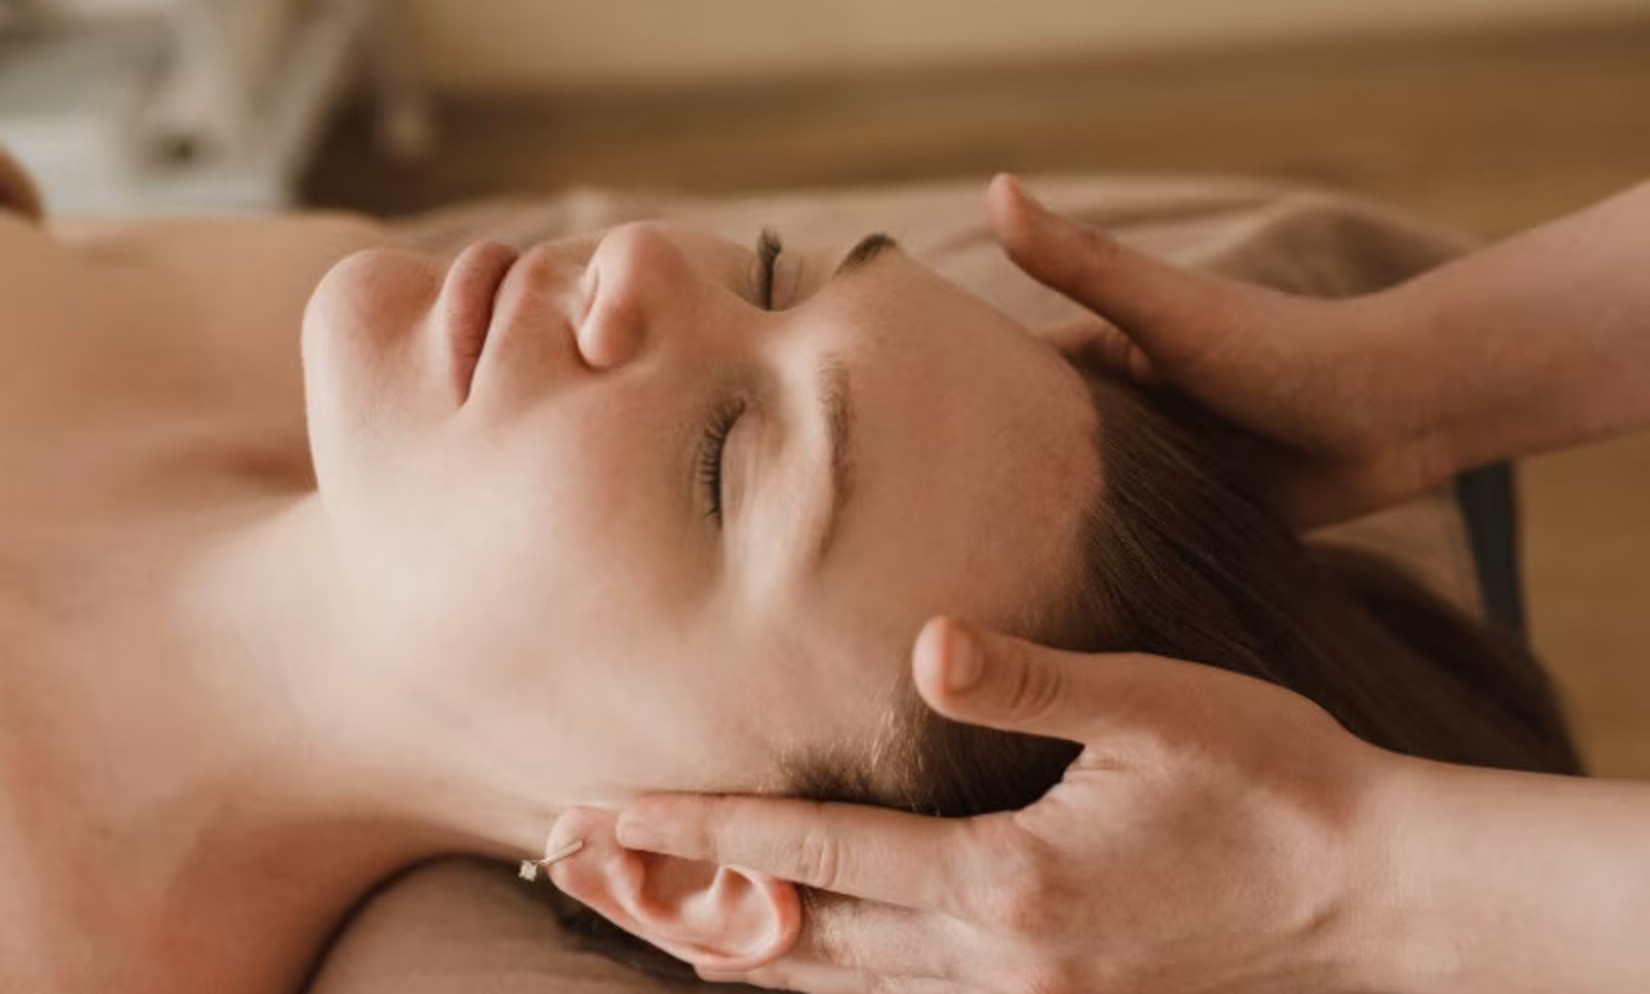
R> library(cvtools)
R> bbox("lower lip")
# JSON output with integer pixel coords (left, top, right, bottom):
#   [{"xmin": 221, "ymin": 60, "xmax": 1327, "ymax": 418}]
[{"xmin": 445, "ymin": 241, "xmax": 521, "ymax": 402}]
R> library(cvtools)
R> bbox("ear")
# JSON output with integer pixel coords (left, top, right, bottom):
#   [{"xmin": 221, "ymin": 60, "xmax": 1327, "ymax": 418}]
[{"xmin": 546, "ymin": 807, "xmax": 802, "ymax": 973}]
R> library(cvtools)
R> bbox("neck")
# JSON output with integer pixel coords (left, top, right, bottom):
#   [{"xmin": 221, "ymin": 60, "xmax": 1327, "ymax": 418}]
[{"xmin": 43, "ymin": 492, "xmax": 568, "ymax": 992}]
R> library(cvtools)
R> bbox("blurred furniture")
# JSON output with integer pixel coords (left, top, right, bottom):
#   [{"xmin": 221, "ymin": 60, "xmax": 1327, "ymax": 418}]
[
  {"xmin": 0, "ymin": 0, "xmax": 430, "ymax": 213},
  {"xmin": 392, "ymin": 0, "xmax": 1648, "ymax": 94}
]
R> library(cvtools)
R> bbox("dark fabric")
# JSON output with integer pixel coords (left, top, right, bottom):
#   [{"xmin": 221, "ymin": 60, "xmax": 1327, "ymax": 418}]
[{"xmin": 1455, "ymin": 462, "xmax": 1527, "ymax": 642}]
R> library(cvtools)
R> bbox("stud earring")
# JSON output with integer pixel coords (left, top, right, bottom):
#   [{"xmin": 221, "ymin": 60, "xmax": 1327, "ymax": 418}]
[{"xmin": 519, "ymin": 838, "xmax": 584, "ymax": 882}]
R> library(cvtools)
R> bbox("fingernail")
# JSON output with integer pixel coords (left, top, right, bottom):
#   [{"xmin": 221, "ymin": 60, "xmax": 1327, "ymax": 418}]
[
  {"xmin": 945, "ymin": 624, "xmax": 984, "ymax": 694},
  {"xmin": 615, "ymin": 811, "xmax": 664, "ymax": 851}
]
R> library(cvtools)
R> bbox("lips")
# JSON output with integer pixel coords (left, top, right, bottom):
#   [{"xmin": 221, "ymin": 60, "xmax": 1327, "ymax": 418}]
[{"xmin": 444, "ymin": 241, "xmax": 521, "ymax": 402}]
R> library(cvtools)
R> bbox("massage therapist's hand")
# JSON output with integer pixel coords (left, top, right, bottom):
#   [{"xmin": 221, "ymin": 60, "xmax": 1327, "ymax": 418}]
[
  {"xmin": 610, "ymin": 617, "xmax": 1409, "ymax": 994},
  {"xmin": 995, "ymin": 176, "xmax": 1650, "ymax": 529},
  {"xmin": 986, "ymin": 174, "xmax": 1449, "ymax": 528}
]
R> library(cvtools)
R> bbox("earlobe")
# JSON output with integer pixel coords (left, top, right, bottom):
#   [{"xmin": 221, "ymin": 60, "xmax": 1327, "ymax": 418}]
[{"xmin": 547, "ymin": 807, "xmax": 802, "ymax": 971}]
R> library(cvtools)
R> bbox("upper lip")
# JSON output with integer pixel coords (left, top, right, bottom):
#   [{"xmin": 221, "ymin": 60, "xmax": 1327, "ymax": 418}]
[
  {"xmin": 445, "ymin": 241, "xmax": 520, "ymax": 402},
  {"xmin": 492, "ymin": 242, "xmax": 592, "ymax": 368}
]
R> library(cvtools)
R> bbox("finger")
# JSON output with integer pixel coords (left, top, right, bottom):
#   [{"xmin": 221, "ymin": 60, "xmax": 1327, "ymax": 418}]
[
  {"xmin": 700, "ymin": 960, "xmax": 960, "ymax": 994},
  {"xmin": 911, "ymin": 615, "xmax": 1237, "ymax": 744},
  {"xmin": 986, "ymin": 173, "xmax": 1238, "ymax": 370},
  {"xmin": 1035, "ymin": 315, "xmax": 1159, "ymax": 383},
  {"xmin": 697, "ymin": 961, "xmax": 866, "ymax": 993},
  {"xmin": 789, "ymin": 895, "xmax": 964, "ymax": 982},
  {"xmin": 616, "ymin": 794, "xmax": 969, "ymax": 912}
]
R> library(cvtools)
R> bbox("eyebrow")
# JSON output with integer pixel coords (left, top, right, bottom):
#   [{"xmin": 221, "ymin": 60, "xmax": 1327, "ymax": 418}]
[
  {"xmin": 833, "ymin": 232, "xmax": 898, "ymax": 278},
  {"xmin": 804, "ymin": 231, "xmax": 892, "ymax": 565},
  {"xmin": 812, "ymin": 354, "xmax": 857, "ymax": 566}
]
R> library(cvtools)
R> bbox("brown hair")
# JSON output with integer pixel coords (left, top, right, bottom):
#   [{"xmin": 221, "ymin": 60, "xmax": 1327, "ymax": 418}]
[
  {"xmin": 839, "ymin": 375, "xmax": 1582, "ymax": 826},
  {"xmin": 546, "ymin": 371, "xmax": 1583, "ymax": 974}
]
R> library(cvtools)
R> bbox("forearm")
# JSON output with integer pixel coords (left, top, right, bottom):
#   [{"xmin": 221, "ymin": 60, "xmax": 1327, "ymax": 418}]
[
  {"xmin": 1376, "ymin": 180, "xmax": 1650, "ymax": 477},
  {"xmin": 1359, "ymin": 758, "xmax": 1650, "ymax": 994}
]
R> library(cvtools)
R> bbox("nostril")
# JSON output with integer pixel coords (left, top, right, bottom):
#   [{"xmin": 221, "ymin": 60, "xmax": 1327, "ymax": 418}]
[
  {"xmin": 574, "ymin": 222, "xmax": 677, "ymax": 370},
  {"xmin": 575, "ymin": 276, "xmax": 648, "ymax": 371}
]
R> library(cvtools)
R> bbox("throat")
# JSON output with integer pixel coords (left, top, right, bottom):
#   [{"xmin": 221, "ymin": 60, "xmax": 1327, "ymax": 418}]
[{"xmin": 0, "ymin": 491, "xmax": 419, "ymax": 993}]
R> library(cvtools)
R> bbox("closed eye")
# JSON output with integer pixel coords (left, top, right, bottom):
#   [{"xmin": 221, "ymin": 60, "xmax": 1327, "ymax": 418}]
[
  {"xmin": 705, "ymin": 229, "xmax": 885, "ymax": 532},
  {"xmin": 699, "ymin": 397, "xmax": 746, "ymax": 525},
  {"xmin": 755, "ymin": 229, "xmax": 782, "ymax": 310},
  {"xmin": 691, "ymin": 229, "xmax": 782, "ymax": 527}
]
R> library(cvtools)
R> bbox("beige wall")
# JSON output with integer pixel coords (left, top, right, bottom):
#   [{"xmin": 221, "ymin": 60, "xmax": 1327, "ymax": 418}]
[{"xmin": 399, "ymin": 0, "xmax": 1650, "ymax": 93}]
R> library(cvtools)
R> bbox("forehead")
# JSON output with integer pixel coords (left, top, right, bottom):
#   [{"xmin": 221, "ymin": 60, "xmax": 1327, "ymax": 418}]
[{"xmin": 745, "ymin": 253, "xmax": 1101, "ymax": 742}]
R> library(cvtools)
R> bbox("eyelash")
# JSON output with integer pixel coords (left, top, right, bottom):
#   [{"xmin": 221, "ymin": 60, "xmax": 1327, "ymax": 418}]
[
  {"xmin": 699, "ymin": 231, "xmax": 782, "ymax": 526},
  {"xmin": 755, "ymin": 229, "xmax": 782, "ymax": 310},
  {"xmin": 700, "ymin": 397, "xmax": 746, "ymax": 523}
]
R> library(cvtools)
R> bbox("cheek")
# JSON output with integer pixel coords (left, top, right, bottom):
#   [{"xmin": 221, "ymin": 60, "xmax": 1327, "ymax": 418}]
[
  {"xmin": 406, "ymin": 406, "xmax": 693, "ymax": 643},
  {"xmin": 495, "ymin": 402, "xmax": 662, "ymax": 554}
]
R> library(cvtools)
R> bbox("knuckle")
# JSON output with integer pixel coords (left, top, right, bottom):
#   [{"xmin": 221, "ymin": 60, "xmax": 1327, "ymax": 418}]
[
  {"xmin": 977, "ymin": 873, "xmax": 1060, "ymax": 936},
  {"xmin": 697, "ymin": 804, "xmax": 741, "ymax": 865},
  {"xmin": 795, "ymin": 822, "xmax": 848, "ymax": 892},
  {"xmin": 1008, "ymin": 839, "xmax": 1081, "ymax": 936},
  {"xmin": 958, "ymin": 824, "xmax": 1057, "ymax": 930},
  {"xmin": 1000, "ymin": 651, "xmax": 1066, "ymax": 726}
]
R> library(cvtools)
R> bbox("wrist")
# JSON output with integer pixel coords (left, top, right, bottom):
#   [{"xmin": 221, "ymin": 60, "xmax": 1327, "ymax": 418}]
[
  {"xmin": 1339, "ymin": 752, "xmax": 1555, "ymax": 994},
  {"xmin": 1328, "ymin": 748, "xmax": 1456, "ymax": 994},
  {"xmin": 1352, "ymin": 287, "xmax": 1461, "ymax": 495}
]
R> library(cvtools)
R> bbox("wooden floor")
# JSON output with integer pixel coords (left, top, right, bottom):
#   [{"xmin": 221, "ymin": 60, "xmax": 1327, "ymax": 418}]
[{"xmin": 306, "ymin": 19, "xmax": 1650, "ymax": 778}]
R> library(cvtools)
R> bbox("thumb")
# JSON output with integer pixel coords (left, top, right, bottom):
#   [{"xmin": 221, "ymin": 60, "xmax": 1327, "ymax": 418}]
[
  {"xmin": 1035, "ymin": 314, "xmax": 1160, "ymax": 383},
  {"xmin": 911, "ymin": 616, "xmax": 1233, "ymax": 745},
  {"xmin": 986, "ymin": 173, "xmax": 1236, "ymax": 371},
  {"xmin": 909, "ymin": 615, "xmax": 1102, "ymax": 743}
]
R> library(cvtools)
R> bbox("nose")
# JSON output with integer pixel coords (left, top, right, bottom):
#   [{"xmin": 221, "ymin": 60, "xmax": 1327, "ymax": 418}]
[
  {"xmin": 573, "ymin": 223, "xmax": 706, "ymax": 372},
  {"xmin": 572, "ymin": 262, "xmax": 638, "ymax": 370}
]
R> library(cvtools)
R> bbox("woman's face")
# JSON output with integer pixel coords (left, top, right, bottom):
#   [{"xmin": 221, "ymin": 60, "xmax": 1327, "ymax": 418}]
[{"xmin": 301, "ymin": 221, "xmax": 1098, "ymax": 803}]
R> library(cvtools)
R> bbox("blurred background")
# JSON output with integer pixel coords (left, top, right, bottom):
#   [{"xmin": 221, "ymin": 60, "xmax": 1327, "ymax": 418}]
[{"xmin": 3, "ymin": 0, "xmax": 1649, "ymax": 776}]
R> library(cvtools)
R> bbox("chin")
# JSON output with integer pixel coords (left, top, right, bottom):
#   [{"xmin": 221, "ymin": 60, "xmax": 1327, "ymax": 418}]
[{"xmin": 309, "ymin": 248, "xmax": 443, "ymax": 351}]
